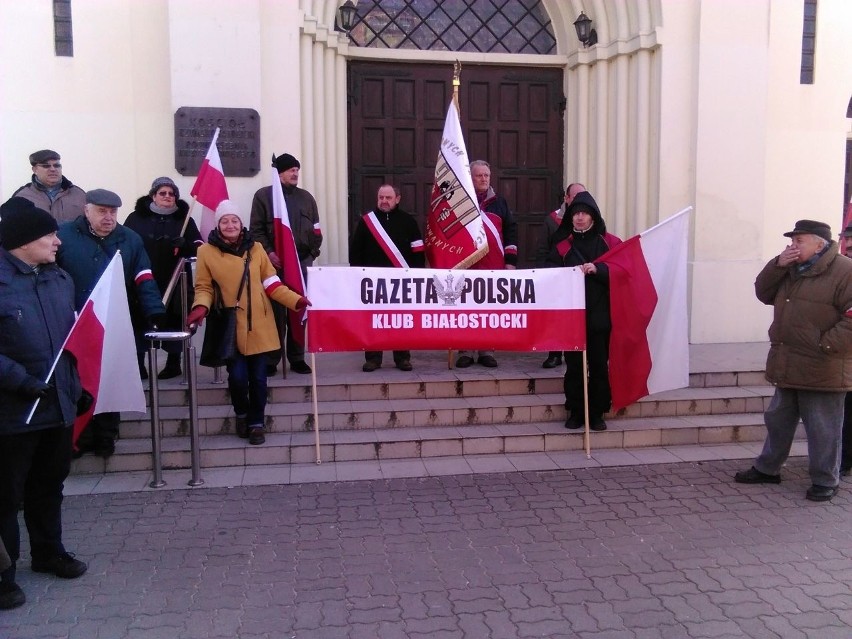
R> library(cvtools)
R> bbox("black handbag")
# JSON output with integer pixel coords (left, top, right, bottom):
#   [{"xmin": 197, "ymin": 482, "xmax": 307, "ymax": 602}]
[{"xmin": 199, "ymin": 256, "xmax": 250, "ymax": 368}]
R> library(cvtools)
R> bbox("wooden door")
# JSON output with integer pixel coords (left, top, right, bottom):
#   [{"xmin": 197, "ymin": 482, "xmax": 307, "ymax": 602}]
[{"xmin": 348, "ymin": 61, "xmax": 564, "ymax": 267}]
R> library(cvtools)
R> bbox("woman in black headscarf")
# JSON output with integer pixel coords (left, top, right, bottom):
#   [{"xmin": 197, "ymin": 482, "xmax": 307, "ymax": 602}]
[{"xmin": 545, "ymin": 191, "xmax": 622, "ymax": 431}]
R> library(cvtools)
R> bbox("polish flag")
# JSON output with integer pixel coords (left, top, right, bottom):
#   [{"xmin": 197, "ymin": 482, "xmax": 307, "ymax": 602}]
[
  {"xmin": 599, "ymin": 207, "xmax": 692, "ymax": 410},
  {"xmin": 190, "ymin": 127, "xmax": 229, "ymax": 240},
  {"xmin": 64, "ymin": 253, "xmax": 146, "ymax": 444},
  {"xmin": 270, "ymin": 161, "xmax": 307, "ymax": 345},
  {"xmin": 425, "ymin": 99, "xmax": 488, "ymax": 269}
]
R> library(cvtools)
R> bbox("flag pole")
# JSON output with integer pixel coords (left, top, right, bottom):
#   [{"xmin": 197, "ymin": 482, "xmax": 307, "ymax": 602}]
[
  {"xmin": 25, "ymin": 252, "xmax": 124, "ymax": 424},
  {"xmin": 176, "ymin": 196, "xmax": 199, "ymax": 245},
  {"xmin": 311, "ymin": 352, "xmax": 321, "ymax": 464},
  {"xmin": 447, "ymin": 61, "xmax": 462, "ymax": 369},
  {"xmin": 583, "ymin": 350, "xmax": 591, "ymax": 458}
]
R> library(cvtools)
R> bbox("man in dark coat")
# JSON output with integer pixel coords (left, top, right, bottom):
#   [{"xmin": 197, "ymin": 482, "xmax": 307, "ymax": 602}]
[
  {"xmin": 0, "ymin": 198, "xmax": 87, "ymax": 611},
  {"xmin": 546, "ymin": 191, "xmax": 622, "ymax": 431},
  {"xmin": 57, "ymin": 189, "xmax": 166, "ymax": 458},
  {"xmin": 350, "ymin": 184, "xmax": 425, "ymax": 371},
  {"xmin": 249, "ymin": 153, "xmax": 322, "ymax": 376},
  {"xmin": 735, "ymin": 220, "xmax": 852, "ymax": 501}
]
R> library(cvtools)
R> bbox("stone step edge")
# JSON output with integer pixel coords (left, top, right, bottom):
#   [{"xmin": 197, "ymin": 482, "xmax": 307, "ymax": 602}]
[{"xmin": 72, "ymin": 414, "xmax": 791, "ymax": 474}]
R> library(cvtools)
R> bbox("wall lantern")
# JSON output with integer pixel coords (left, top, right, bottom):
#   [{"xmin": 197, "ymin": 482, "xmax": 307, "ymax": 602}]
[
  {"xmin": 337, "ymin": 0, "xmax": 357, "ymax": 34},
  {"xmin": 573, "ymin": 12, "xmax": 598, "ymax": 47}
]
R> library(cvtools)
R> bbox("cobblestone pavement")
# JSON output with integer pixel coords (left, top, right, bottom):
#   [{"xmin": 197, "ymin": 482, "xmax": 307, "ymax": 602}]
[{"xmin": 2, "ymin": 457, "xmax": 851, "ymax": 639}]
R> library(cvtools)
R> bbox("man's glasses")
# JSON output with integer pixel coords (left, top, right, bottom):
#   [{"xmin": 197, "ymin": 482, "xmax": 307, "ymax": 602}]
[
  {"xmin": 156, "ymin": 190, "xmax": 176, "ymax": 197},
  {"xmin": 37, "ymin": 163, "xmax": 62, "ymax": 169}
]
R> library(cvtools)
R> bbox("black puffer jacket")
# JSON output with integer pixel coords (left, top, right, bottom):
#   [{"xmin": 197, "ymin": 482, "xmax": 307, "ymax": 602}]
[
  {"xmin": 545, "ymin": 192, "xmax": 622, "ymax": 332},
  {"xmin": 124, "ymin": 196, "xmax": 203, "ymax": 316}
]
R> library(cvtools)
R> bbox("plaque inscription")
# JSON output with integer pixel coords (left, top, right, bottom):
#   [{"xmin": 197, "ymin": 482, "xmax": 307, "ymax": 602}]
[{"xmin": 174, "ymin": 107, "xmax": 260, "ymax": 177}]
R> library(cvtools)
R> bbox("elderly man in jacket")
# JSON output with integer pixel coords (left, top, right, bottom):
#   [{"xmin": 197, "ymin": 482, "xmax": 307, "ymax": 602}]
[
  {"xmin": 11, "ymin": 149, "xmax": 86, "ymax": 223},
  {"xmin": 0, "ymin": 198, "xmax": 86, "ymax": 611},
  {"xmin": 57, "ymin": 189, "xmax": 166, "ymax": 458},
  {"xmin": 735, "ymin": 220, "xmax": 852, "ymax": 502}
]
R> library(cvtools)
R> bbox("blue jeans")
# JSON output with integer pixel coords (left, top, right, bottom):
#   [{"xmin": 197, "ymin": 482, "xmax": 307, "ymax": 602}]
[
  {"xmin": 755, "ymin": 388, "xmax": 845, "ymax": 487},
  {"xmin": 226, "ymin": 352, "xmax": 268, "ymax": 427}
]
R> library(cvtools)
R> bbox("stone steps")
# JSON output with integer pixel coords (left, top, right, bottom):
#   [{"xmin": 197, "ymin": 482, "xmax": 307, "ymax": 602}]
[{"xmin": 71, "ymin": 347, "xmax": 780, "ymax": 475}]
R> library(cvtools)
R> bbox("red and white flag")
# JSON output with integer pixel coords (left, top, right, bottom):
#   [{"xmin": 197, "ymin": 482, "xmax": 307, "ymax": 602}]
[
  {"xmin": 190, "ymin": 127, "xmax": 229, "ymax": 240},
  {"xmin": 64, "ymin": 253, "xmax": 146, "ymax": 444},
  {"xmin": 599, "ymin": 207, "xmax": 692, "ymax": 410},
  {"xmin": 425, "ymin": 99, "xmax": 488, "ymax": 269},
  {"xmin": 270, "ymin": 163, "xmax": 307, "ymax": 345}
]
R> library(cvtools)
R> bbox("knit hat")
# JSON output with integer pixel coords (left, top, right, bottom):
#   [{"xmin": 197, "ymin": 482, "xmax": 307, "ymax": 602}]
[
  {"xmin": 842, "ymin": 224, "xmax": 852, "ymax": 238},
  {"xmin": 0, "ymin": 197, "xmax": 59, "ymax": 250},
  {"xmin": 29, "ymin": 149, "xmax": 60, "ymax": 166},
  {"xmin": 215, "ymin": 200, "xmax": 246, "ymax": 226},
  {"xmin": 273, "ymin": 153, "xmax": 300, "ymax": 173},
  {"xmin": 149, "ymin": 176, "xmax": 180, "ymax": 200},
  {"xmin": 783, "ymin": 219, "xmax": 832, "ymax": 242}
]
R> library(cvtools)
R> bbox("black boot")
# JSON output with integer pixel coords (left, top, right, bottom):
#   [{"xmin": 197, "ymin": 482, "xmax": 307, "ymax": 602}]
[{"xmin": 159, "ymin": 353, "xmax": 181, "ymax": 379}]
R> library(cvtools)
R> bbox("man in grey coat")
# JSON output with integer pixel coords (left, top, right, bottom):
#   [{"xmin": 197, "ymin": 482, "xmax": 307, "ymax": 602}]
[{"xmin": 735, "ymin": 219, "xmax": 852, "ymax": 501}]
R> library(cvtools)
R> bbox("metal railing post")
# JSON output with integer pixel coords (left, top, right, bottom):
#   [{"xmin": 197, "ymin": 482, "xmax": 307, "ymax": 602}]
[
  {"xmin": 146, "ymin": 330, "xmax": 201, "ymax": 488},
  {"xmin": 146, "ymin": 339, "xmax": 165, "ymax": 488}
]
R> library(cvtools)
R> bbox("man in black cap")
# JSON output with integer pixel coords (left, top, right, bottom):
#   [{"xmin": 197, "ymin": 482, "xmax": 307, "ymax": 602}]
[
  {"xmin": 0, "ymin": 197, "xmax": 87, "ymax": 610},
  {"xmin": 56, "ymin": 189, "xmax": 166, "ymax": 458},
  {"xmin": 12, "ymin": 149, "xmax": 86, "ymax": 223},
  {"xmin": 249, "ymin": 153, "xmax": 322, "ymax": 375},
  {"xmin": 735, "ymin": 219, "xmax": 852, "ymax": 502}
]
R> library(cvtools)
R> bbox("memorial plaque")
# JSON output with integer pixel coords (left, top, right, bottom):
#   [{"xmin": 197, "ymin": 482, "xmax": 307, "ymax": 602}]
[{"xmin": 174, "ymin": 107, "xmax": 261, "ymax": 177}]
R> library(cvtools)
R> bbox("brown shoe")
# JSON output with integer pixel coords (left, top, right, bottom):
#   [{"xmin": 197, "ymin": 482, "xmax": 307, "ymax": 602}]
[
  {"xmin": 248, "ymin": 426, "xmax": 265, "ymax": 445},
  {"xmin": 395, "ymin": 359, "xmax": 413, "ymax": 371},
  {"xmin": 362, "ymin": 360, "xmax": 380, "ymax": 372}
]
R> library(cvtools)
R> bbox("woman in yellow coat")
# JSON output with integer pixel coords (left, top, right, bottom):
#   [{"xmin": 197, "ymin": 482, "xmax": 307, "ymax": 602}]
[{"xmin": 186, "ymin": 201, "xmax": 310, "ymax": 445}]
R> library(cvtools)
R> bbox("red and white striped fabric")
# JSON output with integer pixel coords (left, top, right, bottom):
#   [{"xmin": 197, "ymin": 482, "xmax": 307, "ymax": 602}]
[
  {"xmin": 64, "ymin": 253, "xmax": 146, "ymax": 444},
  {"xmin": 190, "ymin": 127, "xmax": 229, "ymax": 239},
  {"xmin": 307, "ymin": 266, "xmax": 586, "ymax": 353},
  {"xmin": 424, "ymin": 99, "xmax": 488, "ymax": 269},
  {"xmin": 363, "ymin": 211, "xmax": 410, "ymax": 268},
  {"xmin": 270, "ymin": 164, "xmax": 307, "ymax": 345},
  {"xmin": 600, "ymin": 207, "xmax": 692, "ymax": 410}
]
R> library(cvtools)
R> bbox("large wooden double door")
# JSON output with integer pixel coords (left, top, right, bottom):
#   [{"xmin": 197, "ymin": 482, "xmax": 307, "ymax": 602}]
[{"xmin": 347, "ymin": 61, "xmax": 565, "ymax": 267}]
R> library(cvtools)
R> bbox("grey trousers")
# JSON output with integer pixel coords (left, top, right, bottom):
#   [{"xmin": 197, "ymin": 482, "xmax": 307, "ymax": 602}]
[{"xmin": 754, "ymin": 387, "xmax": 845, "ymax": 487}]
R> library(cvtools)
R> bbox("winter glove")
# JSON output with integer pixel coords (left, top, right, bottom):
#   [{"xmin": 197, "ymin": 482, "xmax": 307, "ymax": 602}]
[
  {"xmin": 186, "ymin": 306, "xmax": 208, "ymax": 331},
  {"xmin": 76, "ymin": 390, "xmax": 94, "ymax": 416},
  {"xmin": 20, "ymin": 377, "xmax": 51, "ymax": 400},
  {"xmin": 148, "ymin": 313, "xmax": 168, "ymax": 330},
  {"xmin": 295, "ymin": 296, "xmax": 312, "ymax": 311},
  {"xmin": 170, "ymin": 236, "xmax": 186, "ymax": 250}
]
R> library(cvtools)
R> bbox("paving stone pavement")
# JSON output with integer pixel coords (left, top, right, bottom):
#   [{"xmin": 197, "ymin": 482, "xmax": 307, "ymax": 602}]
[{"xmin": 2, "ymin": 457, "xmax": 852, "ymax": 639}]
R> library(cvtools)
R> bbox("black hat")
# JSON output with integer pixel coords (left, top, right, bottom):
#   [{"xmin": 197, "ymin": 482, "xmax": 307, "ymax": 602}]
[
  {"xmin": 149, "ymin": 176, "xmax": 179, "ymax": 200},
  {"xmin": 842, "ymin": 224, "xmax": 852, "ymax": 238},
  {"xmin": 783, "ymin": 219, "xmax": 832, "ymax": 242},
  {"xmin": 86, "ymin": 189, "xmax": 122, "ymax": 208},
  {"xmin": 0, "ymin": 197, "xmax": 59, "ymax": 250},
  {"xmin": 29, "ymin": 149, "xmax": 60, "ymax": 166},
  {"xmin": 273, "ymin": 153, "xmax": 300, "ymax": 173}
]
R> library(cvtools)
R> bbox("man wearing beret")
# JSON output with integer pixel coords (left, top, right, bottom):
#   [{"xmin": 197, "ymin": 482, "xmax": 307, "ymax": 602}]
[
  {"xmin": 249, "ymin": 153, "xmax": 322, "ymax": 376},
  {"xmin": 12, "ymin": 149, "xmax": 86, "ymax": 223},
  {"xmin": 0, "ymin": 197, "xmax": 87, "ymax": 610},
  {"xmin": 56, "ymin": 189, "xmax": 166, "ymax": 458},
  {"xmin": 735, "ymin": 219, "xmax": 852, "ymax": 501}
]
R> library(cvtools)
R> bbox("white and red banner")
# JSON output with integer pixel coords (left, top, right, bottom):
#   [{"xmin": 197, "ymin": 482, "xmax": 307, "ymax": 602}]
[
  {"xmin": 307, "ymin": 266, "xmax": 586, "ymax": 352},
  {"xmin": 63, "ymin": 253, "xmax": 146, "ymax": 444},
  {"xmin": 600, "ymin": 207, "xmax": 692, "ymax": 410},
  {"xmin": 425, "ymin": 99, "xmax": 488, "ymax": 269},
  {"xmin": 270, "ymin": 163, "xmax": 307, "ymax": 345},
  {"xmin": 190, "ymin": 127, "xmax": 229, "ymax": 239}
]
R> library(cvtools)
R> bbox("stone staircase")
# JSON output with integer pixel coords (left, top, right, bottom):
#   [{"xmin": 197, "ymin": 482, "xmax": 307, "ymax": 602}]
[{"xmin": 70, "ymin": 344, "xmax": 784, "ymax": 475}]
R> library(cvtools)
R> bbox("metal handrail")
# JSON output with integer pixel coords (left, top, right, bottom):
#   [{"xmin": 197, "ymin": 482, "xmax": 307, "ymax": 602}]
[{"xmin": 145, "ymin": 330, "xmax": 204, "ymax": 488}]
